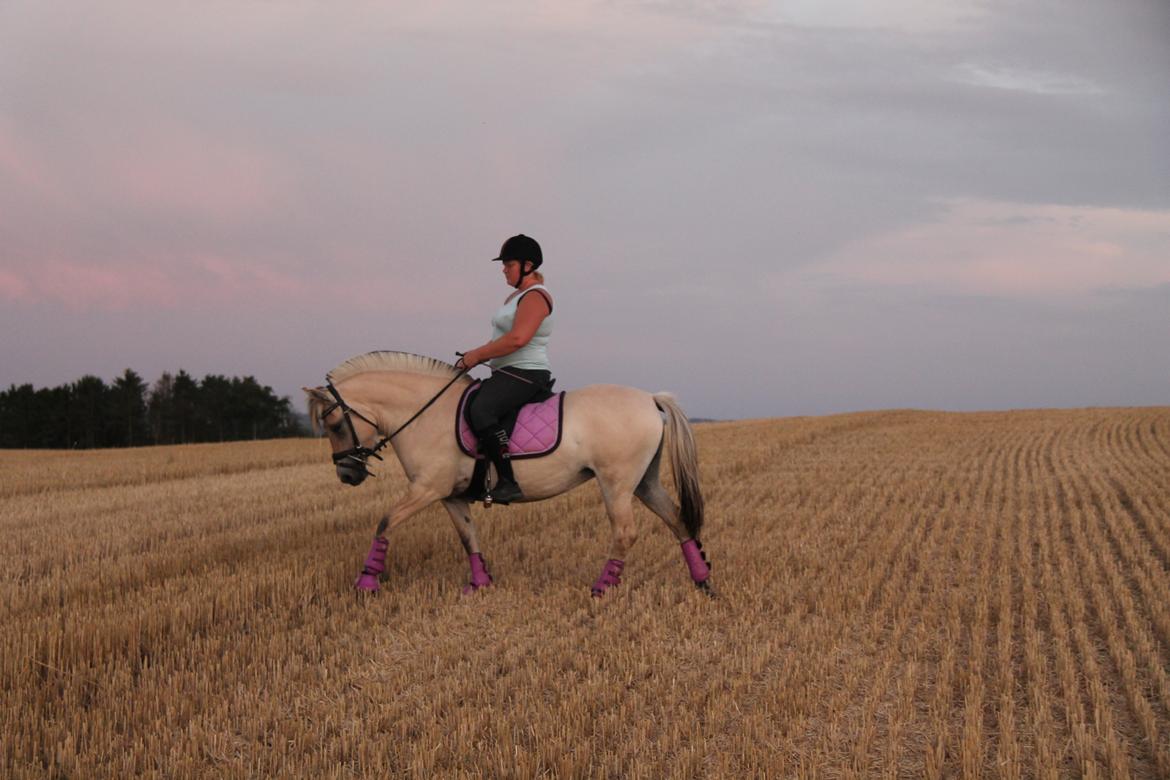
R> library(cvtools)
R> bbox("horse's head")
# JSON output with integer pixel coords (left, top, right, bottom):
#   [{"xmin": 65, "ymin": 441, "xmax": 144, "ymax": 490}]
[{"xmin": 303, "ymin": 384, "xmax": 385, "ymax": 486}]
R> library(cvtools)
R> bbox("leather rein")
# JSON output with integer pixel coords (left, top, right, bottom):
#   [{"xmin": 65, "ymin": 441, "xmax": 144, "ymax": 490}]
[{"xmin": 320, "ymin": 369, "xmax": 468, "ymax": 478}]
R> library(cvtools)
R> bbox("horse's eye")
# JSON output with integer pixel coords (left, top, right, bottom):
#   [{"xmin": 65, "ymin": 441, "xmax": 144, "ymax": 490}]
[{"xmin": 329, "ymin": 423, "xmax": 343, "ymax": 435}]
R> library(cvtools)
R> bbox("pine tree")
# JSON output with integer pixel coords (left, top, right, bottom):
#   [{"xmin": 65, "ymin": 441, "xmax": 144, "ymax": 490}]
[
  {"xmin": 109, "ymin": 369, "xmax": 149, "ymax": 447},
  {"xmin": 148, "ymin": 373, "xmax": 175, "ymax": 445},
  {"xmin": 70, "ymin": 375, "xmax": 108, "ymax": 448}
]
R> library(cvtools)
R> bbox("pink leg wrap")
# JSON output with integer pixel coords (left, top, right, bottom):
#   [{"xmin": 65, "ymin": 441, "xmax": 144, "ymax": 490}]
[
  {"xmin": 354, "ymin": 536, "xmax": 389, "ymax": 592},
  {"xmin": 681, "ymin": 539, "xmax": 711, "ymax": 583},
  {"xmin": 462, "ymin": 553, "xmax": 493, "ymax": 595},
  {"xmin": 591, "ymin": 559, "xmax": 625, "ymax": 598}
]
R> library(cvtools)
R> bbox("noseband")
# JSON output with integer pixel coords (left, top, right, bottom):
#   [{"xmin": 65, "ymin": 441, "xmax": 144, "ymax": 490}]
[{"xmin": 319, "ymin": 369, "xmax": 468, "ymax": 479}]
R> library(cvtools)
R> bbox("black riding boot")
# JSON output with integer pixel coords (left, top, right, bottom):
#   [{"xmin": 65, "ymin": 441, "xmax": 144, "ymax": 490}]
[{"xmin": 478, "ymin": 427, "xmax": 523, "ymax": 505}]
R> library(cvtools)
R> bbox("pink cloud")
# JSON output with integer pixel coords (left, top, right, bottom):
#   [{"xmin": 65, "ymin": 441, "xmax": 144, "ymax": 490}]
[
  {"xmin": 0, "ymin": 125, "xmax": 70, "ymax": 209},
  {"xmin": 194, "ymin": 255, "xmax": 317, "ymax": 300},
  {"xmin": 97, "ymin": 123, "xmax": 292, "ymax": 223},
  {"xmin": 811, "ymin": 199, "xmax": 1170, "ymax": 298},
  {"xmin": 12, "ymin": 260, "xmax": 181, "ymax": 311},
  {"xmin": 0, "ymin": 119, "xmax": 315, "ymax": 312},
  {"xmin": 2, "ymin": 115, "xmax": 292, "ymax": 226},
  {"xmin": 0, "ymin": 250, "xmax": 446, "ymax": 315},
  {"xmin": 0, "ymin": 270, "xmax": 31, "ymax": 301}
]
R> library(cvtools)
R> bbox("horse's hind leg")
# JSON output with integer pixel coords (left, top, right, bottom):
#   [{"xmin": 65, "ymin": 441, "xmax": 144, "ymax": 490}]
[
  {"xmin": 635, "ymin": 452, "xmax": 714, "ymax": 594},
  {"xmin": 441, "ymin": 498, "xmax": 493, "ymax": 595},
  {"xmin": 591, "ymin": 482, "xmax": 638, "ymax": 598},
  {"xmin": 635, "ymin": 461, "xmax": 688, "ymax": 542}
]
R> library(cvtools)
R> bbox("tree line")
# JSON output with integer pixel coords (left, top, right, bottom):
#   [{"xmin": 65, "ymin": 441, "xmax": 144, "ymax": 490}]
[{"xmin": 0, "ymin": 369, "xmax": 305, "ymax": 449}]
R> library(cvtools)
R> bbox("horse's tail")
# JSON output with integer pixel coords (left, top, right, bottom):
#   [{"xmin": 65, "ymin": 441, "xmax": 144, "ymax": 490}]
[{"xmin": 652, "ymin": 392, "xmax": 705, "ymax": 540}]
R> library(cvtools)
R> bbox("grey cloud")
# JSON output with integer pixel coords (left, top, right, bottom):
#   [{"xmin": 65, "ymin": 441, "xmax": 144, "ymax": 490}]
[{"xmin": 2, "ymin": 0, "xmax": 1167, "ymax": 419}]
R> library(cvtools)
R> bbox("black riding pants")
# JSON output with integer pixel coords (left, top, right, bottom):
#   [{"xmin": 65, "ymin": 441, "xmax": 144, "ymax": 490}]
[{"xmin": 465, "ymin": 367, "xmax": 552, "ymax": 434}]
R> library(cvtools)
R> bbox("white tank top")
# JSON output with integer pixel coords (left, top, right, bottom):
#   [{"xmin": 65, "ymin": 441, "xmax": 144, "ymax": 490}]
[{"xmin": 489, "ymin": 284, "xmax": 554, "ymax": 371}]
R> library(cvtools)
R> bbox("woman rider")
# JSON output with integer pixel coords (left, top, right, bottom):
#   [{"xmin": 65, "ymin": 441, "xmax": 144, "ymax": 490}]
[{"xmin": 457, "ymin": 234, "xmax": 554, "ymax": 504}]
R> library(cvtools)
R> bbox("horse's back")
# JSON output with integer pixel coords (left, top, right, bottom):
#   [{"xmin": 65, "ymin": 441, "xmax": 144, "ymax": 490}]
[
  {"xmin": 562, "ymin": 383, "xmax": 663, "ymax": 449},
  {"xmin": 564, "ymin": 383, "xmax": 659, "ymax": 414},
  {"xmin": 510, "ymin": 383, "xmax": 674, "ymax": 500}
]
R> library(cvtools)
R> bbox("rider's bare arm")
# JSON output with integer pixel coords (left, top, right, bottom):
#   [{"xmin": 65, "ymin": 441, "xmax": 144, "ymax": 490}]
[{"xmin": 461, "ymin": 292, "xmax": 551, "ymax": 367}]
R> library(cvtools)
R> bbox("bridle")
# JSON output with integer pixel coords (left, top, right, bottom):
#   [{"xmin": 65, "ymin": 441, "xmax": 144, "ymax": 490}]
[
  {"xmin": 319, "ymin": 381, "xmax": 386, "ymax": 477},
  {"xmin": 319, "ymin": 369, "xmax": 468, "ymax": 479}
]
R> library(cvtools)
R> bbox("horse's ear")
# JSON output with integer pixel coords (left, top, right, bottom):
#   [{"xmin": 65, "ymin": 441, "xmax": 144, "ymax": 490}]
[
  {"xmin": 302, "ymin": 386, "xmax": 331, "ymax": 435},
  {"xmin": 302, "ymin": 386, "xmax": 330, "ymax": 403}
]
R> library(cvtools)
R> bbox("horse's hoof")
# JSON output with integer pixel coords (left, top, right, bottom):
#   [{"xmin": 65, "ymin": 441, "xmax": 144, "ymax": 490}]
[
  {"xmin": 354, "ymin": 574, "xmax": 381, "ymax": 593},
  {"xmin": 461, "ymin": 582, "xmax": 491, "ymax": 596},
  {"xmin": 695, "ymin": 579, "xmax": 717, "ymax": 598}
]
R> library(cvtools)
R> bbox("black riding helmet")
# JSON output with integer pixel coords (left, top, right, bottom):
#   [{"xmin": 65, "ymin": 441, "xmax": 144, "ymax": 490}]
[{"xmin": 491, "ymin": 234, "xmax": 542, "ymax": 288}]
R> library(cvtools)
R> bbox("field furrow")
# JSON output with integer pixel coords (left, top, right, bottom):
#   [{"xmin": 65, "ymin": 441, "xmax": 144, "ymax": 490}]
[
  {"xmin": 1016, "ymin": 425, "xmax": 1062, "ymax": 778},
  {"xmin": 1097, "ymin": 415, "xmax": 1170, "ymax": 568},
  {"xmin": 1047, "ymin": 420, "xmax": 1144, "ymax": 777},
  {"xmin": 1035, "ymin": 427, "xmax": 1101, "ymax": 777},
  {"xmin": 1067, "ymin": 425, "xmax": 1170, "ymax": 774},
  {"xmin": 1078, "ymin": 419, "xmax": 1170, "ymax": 658},
  {"xmin": 4, "ymin": 408, "xmax": 1169, "ymax": 776}
]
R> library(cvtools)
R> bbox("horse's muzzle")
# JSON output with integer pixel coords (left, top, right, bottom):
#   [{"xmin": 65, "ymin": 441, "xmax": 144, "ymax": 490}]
[
  {"xmin": 332, "ymin": 449, "xmax": 375, "ymax": 486},
  {"xmin": 337, "ymin": 464, "xmax": 368, "ymax": 486}
]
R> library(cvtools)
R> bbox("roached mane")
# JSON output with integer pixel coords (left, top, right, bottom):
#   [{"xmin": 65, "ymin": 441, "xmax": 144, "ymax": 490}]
[
  {"xmin": 307, "ymin": 352, "xmax": 469, "ymax": 434},
  {"xmin": 326, "ymin": 351, "xmax": 465, "ymax": 384}
]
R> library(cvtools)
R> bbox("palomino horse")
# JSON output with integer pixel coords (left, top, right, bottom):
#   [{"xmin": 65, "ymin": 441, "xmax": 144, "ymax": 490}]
[{"xmin": 303, "ymin": 351, "xmax": 713, "ymax": 597}]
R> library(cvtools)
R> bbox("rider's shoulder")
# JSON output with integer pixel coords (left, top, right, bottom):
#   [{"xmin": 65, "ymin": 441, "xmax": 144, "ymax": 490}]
[{"xmin": 518, "ymin": 285, "xmax": 553, "ymax": 312}]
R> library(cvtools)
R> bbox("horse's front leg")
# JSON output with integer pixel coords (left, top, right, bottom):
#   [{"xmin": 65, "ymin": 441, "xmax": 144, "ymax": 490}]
[
  {"xmin": 441, "ymin": 498, "xmax": 493, "ymax": 595},
  {"xmin": 354, "ymin": 482, "xmax": 441, "ymax": 592}
]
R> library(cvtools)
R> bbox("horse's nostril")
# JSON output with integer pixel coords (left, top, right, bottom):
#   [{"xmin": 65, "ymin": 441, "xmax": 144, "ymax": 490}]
[{"xmin": 338, "ymin": 469, "xmax": 364, "ymax": 486}]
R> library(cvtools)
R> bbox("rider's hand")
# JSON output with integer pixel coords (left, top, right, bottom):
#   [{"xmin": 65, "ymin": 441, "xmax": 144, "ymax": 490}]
[{"xmin": 459, "ymin": 349, "xmax": 483, "ymax": 369}]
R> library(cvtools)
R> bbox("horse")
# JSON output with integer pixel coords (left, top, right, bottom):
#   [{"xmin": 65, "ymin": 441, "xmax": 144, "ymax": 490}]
[{"xmin": 303, "ymin": 351, "xmax": 713, "ymax": 597}]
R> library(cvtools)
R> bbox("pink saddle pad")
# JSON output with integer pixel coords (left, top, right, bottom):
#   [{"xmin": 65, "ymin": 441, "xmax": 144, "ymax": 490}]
[{"xmin": 456, "ymin": 381, "xmax": 566, "ymax": 459}]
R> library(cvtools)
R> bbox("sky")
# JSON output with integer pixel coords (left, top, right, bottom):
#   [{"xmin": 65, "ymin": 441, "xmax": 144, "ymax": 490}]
[{"xmin": 2, "ymin": 0, "xmax": 1168, "ymax": 420}]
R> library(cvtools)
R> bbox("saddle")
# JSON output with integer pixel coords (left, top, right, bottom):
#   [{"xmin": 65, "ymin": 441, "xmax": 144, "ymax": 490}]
[
  {"xmin": 456, "ymin": 380, "xmax": 566, "ymax": 504},
  {"xmin": 456, "ymin": 380, "xmax": 565, "ymax": 459}
]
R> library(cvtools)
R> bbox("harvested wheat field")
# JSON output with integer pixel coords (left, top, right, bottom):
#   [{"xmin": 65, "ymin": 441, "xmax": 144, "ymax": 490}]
[{"xmin": 3, "ymin": 406, "xmax": 1170, "ymax": 778}]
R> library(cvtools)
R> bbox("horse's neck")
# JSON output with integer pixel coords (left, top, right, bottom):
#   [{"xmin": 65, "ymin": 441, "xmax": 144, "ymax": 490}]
[
  {"xmin": 343, "ymin": 372, "xmax": 464, "ymax": 481},
  {"xmin": 344, "ymin": 371, "xmax": 460, "ymax": 431}
]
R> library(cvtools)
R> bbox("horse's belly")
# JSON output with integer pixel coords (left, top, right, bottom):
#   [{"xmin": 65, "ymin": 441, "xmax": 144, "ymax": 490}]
[{"xmin": 512, "ymin": 438, "xmax": 594, "ymax": 500}]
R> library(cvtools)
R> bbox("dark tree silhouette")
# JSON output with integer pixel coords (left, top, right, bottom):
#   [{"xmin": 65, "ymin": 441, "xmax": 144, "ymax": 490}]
[
  {"xmin": 109, "ymin": 369, "xmax": 149, "ymax": 447},
  {"xmin": 171, "ymin": 371, "xmax": 199, "ymax": 445},
  {"xmin": 70, "ymin": 376, "xmax": 107, "ymax": 449},
  {"xmin": 0, "ymin": 384, "xmax": 37, "ymax": 448},
  {"xmin": 148, "ymin": 372, "xmax": 175, "ymax": 445},
  {"xmin": 0, "ymin": 369, "xmax": 304, "ymax": 449}
]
